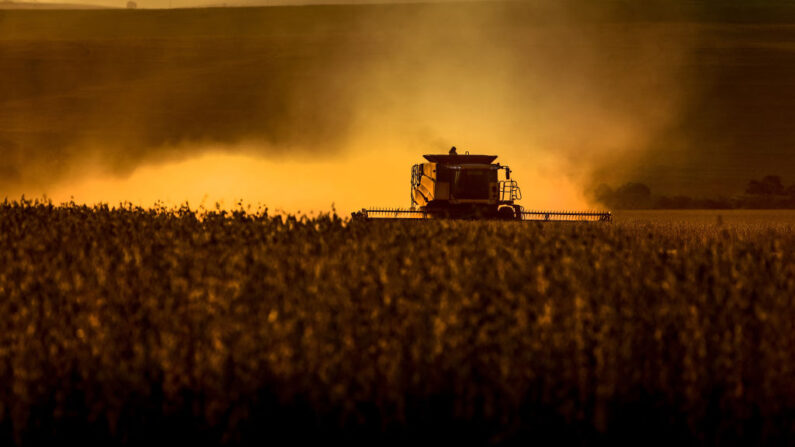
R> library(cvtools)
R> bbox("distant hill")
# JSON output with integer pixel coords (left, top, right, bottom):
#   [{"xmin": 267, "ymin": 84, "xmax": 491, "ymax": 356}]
[
  {"xmin": 0, "ymin": 0, "xmax": 519, "ymax": 9},
  {"xmin": 0, "ymin": 0, "xmax": 112, "ymax": 8}
]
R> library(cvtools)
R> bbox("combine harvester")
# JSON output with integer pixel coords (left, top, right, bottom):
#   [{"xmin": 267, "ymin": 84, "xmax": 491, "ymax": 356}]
[{"xmin": 354, "ymin": 148, "xmax": 611, "ymax": 222}]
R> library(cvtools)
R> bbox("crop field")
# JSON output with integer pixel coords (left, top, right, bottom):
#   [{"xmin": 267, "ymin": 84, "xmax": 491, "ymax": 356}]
[
  {"xmin": 617, "ymin": 210, "xmax": 795, "ymax": 226},
  {"xmin": 0, "ymin": 201, "xmax": 793, "ymax": 445}
]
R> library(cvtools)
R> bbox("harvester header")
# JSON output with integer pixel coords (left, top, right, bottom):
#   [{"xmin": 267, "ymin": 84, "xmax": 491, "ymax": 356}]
[{"xmin": 355, "ymin": 147, "xmax": 611, "ymax": 222}]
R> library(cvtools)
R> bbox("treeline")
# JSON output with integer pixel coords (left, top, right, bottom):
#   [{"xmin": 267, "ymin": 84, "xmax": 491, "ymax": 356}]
[{"xmin": 594, "ymin": 175, "xmax": 795, "ymax": 210}]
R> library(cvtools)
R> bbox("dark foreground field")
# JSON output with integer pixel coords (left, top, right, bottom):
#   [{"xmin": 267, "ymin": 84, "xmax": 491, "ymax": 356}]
[{"xmin": 0, "ymin": 202, "xmax": 794, "ymax": 445}]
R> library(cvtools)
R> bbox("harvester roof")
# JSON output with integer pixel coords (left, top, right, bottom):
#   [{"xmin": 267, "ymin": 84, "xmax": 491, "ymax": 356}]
[{"xmin": 423, "ymin": 154, "xmax": 498, "ymax": 164}]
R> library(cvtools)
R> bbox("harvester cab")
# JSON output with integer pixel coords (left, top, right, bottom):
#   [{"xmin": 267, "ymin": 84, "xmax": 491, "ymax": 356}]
[{"xmin": 355, "ymin": 148, "xmax": 611, "ymax": 222}]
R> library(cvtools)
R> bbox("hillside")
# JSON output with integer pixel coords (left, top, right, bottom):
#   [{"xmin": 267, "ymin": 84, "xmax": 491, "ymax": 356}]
[{"xmin": 0, "ymin": 1, "xmax": 110, "ymax": 8}]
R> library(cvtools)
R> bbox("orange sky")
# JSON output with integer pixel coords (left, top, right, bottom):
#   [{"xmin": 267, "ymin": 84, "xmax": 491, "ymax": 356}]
[{"xmin": 38, "ymin": 142, "xmax": 590, "ymax": 215}]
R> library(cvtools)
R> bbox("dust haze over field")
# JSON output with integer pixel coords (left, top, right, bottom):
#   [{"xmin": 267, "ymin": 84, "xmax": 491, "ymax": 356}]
[{"xmin": 1, "ymin": 1, "xmax": 794, "ymax": 211}]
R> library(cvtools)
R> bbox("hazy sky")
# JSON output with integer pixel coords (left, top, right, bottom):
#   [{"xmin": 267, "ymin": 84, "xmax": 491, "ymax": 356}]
[{"xmin": 2, "ymin": 0, "xmax": 794, "ymax": 212}]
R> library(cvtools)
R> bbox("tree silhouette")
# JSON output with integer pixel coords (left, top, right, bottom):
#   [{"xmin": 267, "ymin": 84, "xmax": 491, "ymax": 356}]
[
  {"xmin": 594, "ymin": 175, "xmax": 795, "ymax": 209},
  {"xmin": 746, "ymin": 175, "xmax": 785, "ymax": 195}
]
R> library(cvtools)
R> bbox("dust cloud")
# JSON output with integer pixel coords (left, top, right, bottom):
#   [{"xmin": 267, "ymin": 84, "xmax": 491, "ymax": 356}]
[{"xmin": 1, "ymin": 2, "xmax": 704, "ymax": 213}]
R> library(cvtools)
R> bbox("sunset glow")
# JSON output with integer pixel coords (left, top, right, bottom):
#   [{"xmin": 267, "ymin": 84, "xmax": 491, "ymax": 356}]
[{"xmin": 37, "ymin": 144, "xmax": 590, "ymax": 214}]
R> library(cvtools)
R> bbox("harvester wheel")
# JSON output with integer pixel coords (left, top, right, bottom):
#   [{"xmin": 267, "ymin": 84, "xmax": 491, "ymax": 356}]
[
  {"xmin": 497, "ymin": 206, "xmax": 516, "ymax": 221},
  {"xmin": 512, "ymin": 205, "xmax": 524, "ymax": 221}
]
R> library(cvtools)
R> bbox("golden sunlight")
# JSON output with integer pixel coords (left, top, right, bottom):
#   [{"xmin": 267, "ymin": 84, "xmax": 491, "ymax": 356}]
[{"xmin": 42, "ymin": 146, "xmax": 589, "ymax": 214}]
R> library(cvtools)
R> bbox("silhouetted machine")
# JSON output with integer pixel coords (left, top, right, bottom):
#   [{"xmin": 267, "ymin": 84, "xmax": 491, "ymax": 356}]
[{"xmin": 354, "ymin": 148, "xmax": 611, "ymax": 222}]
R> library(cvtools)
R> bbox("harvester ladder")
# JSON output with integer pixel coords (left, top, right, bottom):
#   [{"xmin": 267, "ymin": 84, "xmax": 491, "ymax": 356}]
[{"xmin": 500, "ymin": 180, "xmax": 522, "ymax": 201}]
